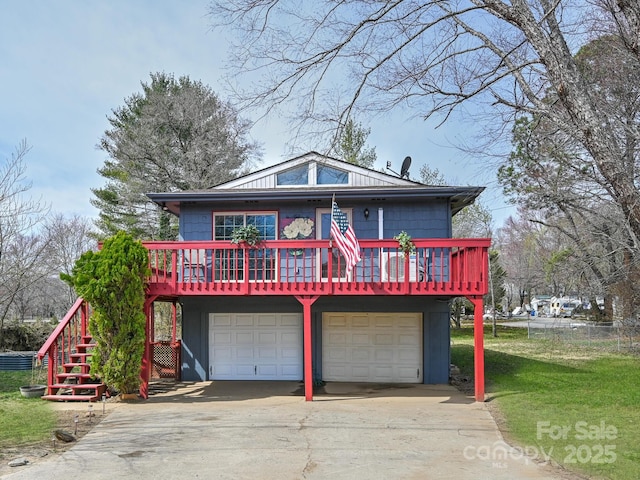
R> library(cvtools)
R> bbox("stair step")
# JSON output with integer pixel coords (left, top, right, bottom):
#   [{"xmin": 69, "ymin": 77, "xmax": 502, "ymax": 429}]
[
  {"xmin": 50, "ymin": 383, "xmax": 105, "ymax": 391},
  {"xmin": 63, "ymin": 362, "xmax": 91, "ymax": 369},
  {"xmin": 42, "ymin": 393, "xmax": 100, "ymax": 402},
  {"xmin": 70, "ymin": 352, "xmax": 92, "ymax": 361},
  {"xmin": 56, "ymin": 372, "xmax": 92, "ymax": 380},
  {"xmin": 75, "ymin": 343, "xmax": 96, "ymax": 350}
]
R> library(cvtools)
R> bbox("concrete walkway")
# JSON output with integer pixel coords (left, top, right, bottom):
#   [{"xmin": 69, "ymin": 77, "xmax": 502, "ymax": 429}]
[{"xmin": 2, "ymin": 382, "xmax": 578, "ymax": 480}]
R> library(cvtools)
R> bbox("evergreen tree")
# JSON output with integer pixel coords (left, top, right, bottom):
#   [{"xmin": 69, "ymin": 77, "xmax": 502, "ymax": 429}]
[
  {"xmin": 332, "ymin": 119, "xmax": 377, "ymax": 168},
  {"xmin": 62, "ymin": 231, "xmax": 149, "ymax": 395},
  {"xmin": 93, "ymin": 72, "xmax": 261, "ymax": 240}
]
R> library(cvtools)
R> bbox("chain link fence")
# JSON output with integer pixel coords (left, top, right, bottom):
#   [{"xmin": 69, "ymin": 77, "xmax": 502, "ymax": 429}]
[{"xmin": 527, "ymin": 321, "xmax": 640, "ymax": 353}]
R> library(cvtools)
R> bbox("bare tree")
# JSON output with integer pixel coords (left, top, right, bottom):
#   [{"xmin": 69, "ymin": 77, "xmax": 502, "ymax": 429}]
[
  {"xmin": 211, "ymin": 0, "xmax": 640, "ymax": 241},
  {"xmin": 0, "ymin": 141, "xmax": 50, "ymax": 346},
  {"xmin": 43, "ymin": 213, "xmax": 98, "ymax": 311}
]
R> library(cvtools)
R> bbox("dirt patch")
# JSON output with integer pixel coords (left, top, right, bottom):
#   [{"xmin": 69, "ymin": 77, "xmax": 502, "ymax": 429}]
[{"xmin": 0, "ymin": 402, "xmax": 113, "ymax": 477}]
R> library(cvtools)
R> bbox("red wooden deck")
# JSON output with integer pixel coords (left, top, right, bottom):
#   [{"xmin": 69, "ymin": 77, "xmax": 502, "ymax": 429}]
[
  {"xmin": 38, "ymin": 238, "xmax": 490, "ymax": 404},
  {"xmin": 143, "ymin": 238, "xmax": 491, "ymax": 298}
]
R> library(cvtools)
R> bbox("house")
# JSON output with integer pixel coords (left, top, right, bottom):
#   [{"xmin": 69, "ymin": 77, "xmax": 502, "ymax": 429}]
[{"xmin": 37, "ymin": 152, "xmax": 490, "ymax": 402}]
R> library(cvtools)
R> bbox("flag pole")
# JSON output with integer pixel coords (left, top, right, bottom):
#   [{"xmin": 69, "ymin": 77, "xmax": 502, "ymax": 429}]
[{"xmin": 329, "ymin": 193, "xmax": 335, "ymax": 247}]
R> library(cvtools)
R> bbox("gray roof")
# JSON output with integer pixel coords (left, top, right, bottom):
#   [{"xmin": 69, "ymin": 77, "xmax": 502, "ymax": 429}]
[{"xmin": 147, "ymin": 152, "xmax": 484, "ymax": 216}]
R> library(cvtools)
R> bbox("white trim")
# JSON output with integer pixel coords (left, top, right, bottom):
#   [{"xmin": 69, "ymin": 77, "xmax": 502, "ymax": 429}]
[{"xmin": 215, "ymin": 152, "xmax": 417, "ymax": 190}]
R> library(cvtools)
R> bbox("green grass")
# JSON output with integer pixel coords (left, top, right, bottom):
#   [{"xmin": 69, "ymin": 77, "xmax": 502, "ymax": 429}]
[
  {"xmin": 451, "ymin": 325, "xmax": 640, "ymax": 480},
  {"xmin": 0, "ymin": 371, "xmax": 57, "ymax": 450}
]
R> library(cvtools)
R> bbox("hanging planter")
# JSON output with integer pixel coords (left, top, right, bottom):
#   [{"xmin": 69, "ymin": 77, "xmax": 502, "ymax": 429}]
[
  {"xmin": 230, "ymin": 225, "xmax": 262, "ymax": 247},
  {"xmin": 394, "ymin": 231, "xmax": 416, "ymax": 256}
]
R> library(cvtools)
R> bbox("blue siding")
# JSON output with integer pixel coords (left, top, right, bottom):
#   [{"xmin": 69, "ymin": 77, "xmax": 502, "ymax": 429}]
[
  {"xmin": 181, "ymin": 296, "xmax": 451, "ymax": 384},
  {"xmin": 424, "ymin": 311, "xmax": 451, "ymax": 383},
  {"xmin": 178, "ymin": 200, "xmax": 451, "ymax": 241},
  {"xmin": 177, "ymin": 196, "xmax": 454, "ymax": 384},
  {"xmin": 180, "ymin": 305, "xmax": 208, "ymax": 381}
]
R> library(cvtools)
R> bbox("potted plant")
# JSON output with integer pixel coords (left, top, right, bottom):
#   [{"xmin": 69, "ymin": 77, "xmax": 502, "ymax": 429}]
[
  {"xmin": 231, "ymin": 225, "xmax": 262, "ymax": 247},
  {"xmin": 394, "ymin": 231, "xmax": 416, "ymax": 256}
]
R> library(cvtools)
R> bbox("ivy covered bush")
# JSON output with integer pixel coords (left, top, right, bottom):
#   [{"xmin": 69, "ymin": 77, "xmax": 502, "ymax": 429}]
[{"xmin": 62, "ymin": 231, "xmax": 149, "ymax": 394}]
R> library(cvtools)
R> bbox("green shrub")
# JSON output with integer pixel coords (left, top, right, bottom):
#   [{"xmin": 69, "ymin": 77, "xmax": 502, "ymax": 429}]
[{"xmin": 62, "ymin": 231, "xmax": 149, "ymax": 394}]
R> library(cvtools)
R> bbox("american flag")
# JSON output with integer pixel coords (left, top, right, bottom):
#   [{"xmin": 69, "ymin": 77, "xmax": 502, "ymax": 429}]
[{"xmin": 330, "ymin": 200, "xmax": 362, "ymax": 275}]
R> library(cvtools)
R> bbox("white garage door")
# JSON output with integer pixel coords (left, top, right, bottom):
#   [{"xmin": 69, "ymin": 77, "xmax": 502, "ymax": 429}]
[
  {"xmin": 209, "ymin": 313, "xmax": 303, "ymax": 380},
  {"xmin": 322, "ymin": 312, "xmax": 423, "ymax": 383}
]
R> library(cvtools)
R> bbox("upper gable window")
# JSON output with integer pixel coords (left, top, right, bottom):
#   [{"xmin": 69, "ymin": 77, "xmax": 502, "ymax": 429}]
[
  {"xmin": 277, "ymin": 164, "xmax": 308, "ymax": 185},
  {"xmin": 317, "ymin": 164, "xmax": 348, "ymax": 184},
  {"xmin": 276, "ymin": 161, "xmax": 350, "ymax": 186}
]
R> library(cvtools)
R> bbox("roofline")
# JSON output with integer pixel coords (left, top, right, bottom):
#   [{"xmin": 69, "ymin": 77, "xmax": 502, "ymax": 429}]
[
  {"xmin": 148, "ymin": 186, "xmax": 484, "ymax": 203},
  {"xmin": 211, "ymin": 150, "xmax": 425, "ymax": 189},
  {"xmin": 148, "ymin": 185, "xmax": 484, "ymax": 216}
]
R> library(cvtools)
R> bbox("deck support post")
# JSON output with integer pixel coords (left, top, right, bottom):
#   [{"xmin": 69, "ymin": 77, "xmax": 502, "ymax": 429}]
[
  {"xmin": 140, "ymin": 295, "xmax": 159, "ymax": 400},
  {"xmin": 467, "ymin": 296, "xmax": 485, "ymax": 402},
  {"xmin": 295, "ymin": 295, "xmax": 319, "ymax": 402}
]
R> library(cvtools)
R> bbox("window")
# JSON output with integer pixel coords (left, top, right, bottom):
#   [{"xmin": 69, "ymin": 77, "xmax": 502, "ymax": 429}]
[
  {"xmin": 317, "ymin": 164, "xmax": 348, "ymax": 184},
  {"xmin": 214, "ymin": 213, "xmax": 277, "ymax": 241},
  {"xmin": 277, "ymin": 164, "xmax": 308, "ymax": 185},
  {"xmin": 213, "ymin": 212, "xmax": 277, "ymax": 281}
]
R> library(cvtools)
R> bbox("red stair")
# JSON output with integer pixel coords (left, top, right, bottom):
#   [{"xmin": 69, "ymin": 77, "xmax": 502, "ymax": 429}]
[{"xmin": 37, "ymin": 298, "xmax": 107, "ymax": 402}]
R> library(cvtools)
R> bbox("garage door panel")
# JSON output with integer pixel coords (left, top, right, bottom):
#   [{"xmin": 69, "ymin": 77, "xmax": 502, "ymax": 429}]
[
  {"xmin": 326, "ymin": 315, "xmax": 347, "ymax": 327},
  {"xmin": 398, "ymin": 348, "xmax": 421, "ymax": 362},
  {"xmin": 373, "ymin": 315, "xmax": 394, "ymax": 327},
  {"xmin": 327, "ymin": 332, "xmax": 347, "ymax": 344},
  {"xmin": 213, "ymin": 347, "xmax": 232, "ymax": 361},
  {"xmin": 209, "ymin": 313, "xmax": 303, "ymax": 380},
  {"xmin": 236, "ymin": 365, "xmax": 256, "ymax": 377},
  {"xmin": 235, "ymin": 314, "xmax": 255, "ymax": 327},
  {"xmin": 212, "ymin": 364, "xmax": 232, "ymax": 376},
  {"xmin": 281, "ymin": 364, "xmax": 301, "ymax": 376},
  {"xmin": 351, "ymin": 348, "xmax": 371, "ymax": 362},
  {"xmin": 236, "ymin": 331, "xmax": 253, "ymax": 344},
  {"xmin": 256, "ymin": 346, "xmax": 277, "ymax": 357},
  {"xmin": 351, "ymin": 315, "xmax": 371, "ymax": 327},
  {"xmin": 257, "ymin": 331, "xmax": 277, "ymax": 344},
  {"xmin": 351, "ymin": 333, "xmax": 370, "ymax": 345},
  {"xmin": 398, "ymin": 333, "xmax": 420, "ymax": 346},
  {"xmin": 213, "ymin": 314, "xmax": 232, "ymax": 327},
  {"xmin": 256, "ymin": 313, "xmax": 277, "ymax": 326},
  {"xmin": 281, "ymin": 347, "xmax": 300, "ymax": 359},
  {"xmin": 325, "ymin": 347, "xmax": 347, "ymax": 362},
  {"xmin": 280, "ymin": 313, "xmax": 301, "ymax": 326},
  {"xmin": 323, "ymin": 313, "xmax": 422, "ymax": 383},
  {"xmin": 374, "ymin": 349, "xmax": 393, "ymax": 362},
  {"xmin": 397, "ymin": 366, "xmax": 420, "ymax": 381},
  {"xmin": 236, "ymin": 347, "xmax": 254, "ymax": 360},
  {"xmin": 351, "ymin": 366, "xmax": 371, "ymax": 378},
  {"xmin": 374, "ymin": 333, "xmax": 394, "ymax": 345},
  {"xmin": 212, "ymin": 332, "xmax": 232, "ymax": 345}
]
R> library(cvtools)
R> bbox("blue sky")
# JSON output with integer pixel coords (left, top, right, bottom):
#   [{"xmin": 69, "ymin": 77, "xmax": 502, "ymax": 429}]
[{"xmin": 0, "ymin": 1, "xmax": 514, "ymax": 225}]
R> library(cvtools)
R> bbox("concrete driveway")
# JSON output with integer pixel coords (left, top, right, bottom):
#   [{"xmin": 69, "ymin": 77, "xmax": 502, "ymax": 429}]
[{"xmin": 2, "ymin": 382, "xmax": 578, "ymax": 480}]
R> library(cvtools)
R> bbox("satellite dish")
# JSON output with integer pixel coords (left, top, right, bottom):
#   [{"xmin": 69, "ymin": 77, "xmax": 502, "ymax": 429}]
[{"xmin": 400, "ymin": 156, "xmax": 412, "ymax": 178}]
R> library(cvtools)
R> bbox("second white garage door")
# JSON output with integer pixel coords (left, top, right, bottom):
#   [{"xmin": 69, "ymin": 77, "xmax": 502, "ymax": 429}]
[
  {"xmin": 322, "ymin": 312, "xmax": 423, "ymax": 383},
  {"xmin": 209, "ymin": 313, "xmax": 303, "ymax": 380}
]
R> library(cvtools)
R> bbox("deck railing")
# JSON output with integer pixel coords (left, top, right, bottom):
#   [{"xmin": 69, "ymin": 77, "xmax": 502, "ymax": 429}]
[
  {"xmin": 36, "ymin": 297, "xmax": 90, "ymax": 394},
  {"xmin": 143, "ymin": 238, "xmax": 491, "ymax": 296}
]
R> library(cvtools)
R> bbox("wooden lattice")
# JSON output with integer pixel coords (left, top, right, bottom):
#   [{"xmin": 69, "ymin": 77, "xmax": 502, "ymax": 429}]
[{"xmin": 151, "ymin": 341, "xmax": 180, "ymax": 380}]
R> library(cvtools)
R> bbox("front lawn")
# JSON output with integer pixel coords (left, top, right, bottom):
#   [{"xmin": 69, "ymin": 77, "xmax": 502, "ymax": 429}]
[
  {"xmin": 0, "ymin": 371, "xmax": 57, "ymax": 450},
  {"xmin": 451, "ymin": 325, "xmax": 640, "ymax": 480}
]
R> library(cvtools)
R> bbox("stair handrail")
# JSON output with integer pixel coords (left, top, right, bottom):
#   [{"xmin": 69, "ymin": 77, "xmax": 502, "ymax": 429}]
[{"xmin": 36, "ymin": 297, "xmax": 85, "ymax": 362}]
